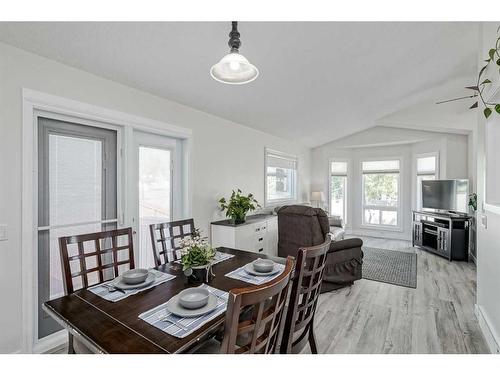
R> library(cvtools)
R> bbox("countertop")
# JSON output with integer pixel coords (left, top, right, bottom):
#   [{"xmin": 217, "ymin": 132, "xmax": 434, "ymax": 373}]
[{"xmin": 211, "ymin": 213, "xmax": 276, "ymax": 227}]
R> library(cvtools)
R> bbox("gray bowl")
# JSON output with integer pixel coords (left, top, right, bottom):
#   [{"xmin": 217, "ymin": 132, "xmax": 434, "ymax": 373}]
[
  {"xmin": 121, "ymin": 268, "xmax": 149, "ymax": 284},
  {"xmin": 253, "ymin": 258, "xmax": 275, "ymax": 273},
  {"xmin": 178, "ymin": 287, "xmax": 210, "ymax": 309}
]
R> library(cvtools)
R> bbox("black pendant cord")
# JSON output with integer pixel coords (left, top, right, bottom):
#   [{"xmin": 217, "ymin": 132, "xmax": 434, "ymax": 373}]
[{"xmin": 228, "ymin": 21, "xmax": 241, "ymax": 52}]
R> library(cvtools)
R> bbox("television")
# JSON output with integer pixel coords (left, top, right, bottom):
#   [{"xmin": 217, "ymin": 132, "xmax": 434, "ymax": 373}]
[{"xmin": 422, "ymin": 179, "xmax": 469, "ymax": 214}]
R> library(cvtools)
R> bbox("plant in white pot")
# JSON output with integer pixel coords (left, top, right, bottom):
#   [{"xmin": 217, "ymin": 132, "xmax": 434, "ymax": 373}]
[
  {"xmin": 218, "ymin": 189, "xmax": 261, "ymax": 224},
  {"xmin": 179, "ymin": 230, "xmax": 216, "ymax": 283}
]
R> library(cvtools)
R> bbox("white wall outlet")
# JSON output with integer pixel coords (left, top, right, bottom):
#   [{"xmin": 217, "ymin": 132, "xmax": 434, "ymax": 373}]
[{"xmin": 0, "ymin": 224, "xmax": 7, "ymax": 241}]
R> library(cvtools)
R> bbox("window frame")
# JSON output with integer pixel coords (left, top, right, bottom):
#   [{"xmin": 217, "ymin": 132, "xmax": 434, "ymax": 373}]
[
  {"xmin": 264, "ymin": 148, "xmax": 298, "ymax": 207},
  {"xmin": 328, "ymin": 158, "xmax": 349, "ymax": 224},
  {"xmin": 415, "ymin": 152, "xmax": 439, "ymax": 210},
  {"xmin": 360, "ymin": 157, "xmax": 403, "ymax": 231}
]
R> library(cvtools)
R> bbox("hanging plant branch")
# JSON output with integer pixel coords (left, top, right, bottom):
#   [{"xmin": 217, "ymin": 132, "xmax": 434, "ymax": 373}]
[{"xmin": 477, "ymin": 26, "xmax": 500, "ymax": 118}]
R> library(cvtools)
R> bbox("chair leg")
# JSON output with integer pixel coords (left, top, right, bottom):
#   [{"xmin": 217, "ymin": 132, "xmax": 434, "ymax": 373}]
[
  {"xmin": 68, "ymin": 333, "xmax": 75, "ymax": 354},
  {"xmin": 308, "ymin": 326, "xmax": 318, "ymax": 354}
]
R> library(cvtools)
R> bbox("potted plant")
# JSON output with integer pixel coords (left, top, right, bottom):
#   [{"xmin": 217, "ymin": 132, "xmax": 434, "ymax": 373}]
[
  {"xmin": 179, "ymin": 230, "xmax": 216, "ymax": 283},
  {"xmin": 218, "ymin": 189, "xmax": 261, "ymax": 224}
]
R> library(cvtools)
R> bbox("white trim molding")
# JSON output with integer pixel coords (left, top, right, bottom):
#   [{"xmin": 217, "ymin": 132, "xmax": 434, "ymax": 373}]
[
  {"xmin": 21, "ymin": 88, "xmax": 192, "ymax": 353},
  {"xmin": 475, "ymin": 304, "xmax": 500, "ymax": 354}
]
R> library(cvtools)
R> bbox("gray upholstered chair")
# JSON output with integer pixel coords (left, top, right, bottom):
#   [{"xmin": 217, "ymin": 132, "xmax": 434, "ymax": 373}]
[{"xmin": 277, "ymin": 205, "xmax": 363, "ymax": 292}]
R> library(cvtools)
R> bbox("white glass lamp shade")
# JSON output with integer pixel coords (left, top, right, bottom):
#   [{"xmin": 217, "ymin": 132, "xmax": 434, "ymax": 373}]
[
  {"xmin": 311, "ymin": 191, "xmax": 325, "ymax": 202},
  {"xmin": 210, "ymin": 52, "xmax": 259, "ymax": 84}
]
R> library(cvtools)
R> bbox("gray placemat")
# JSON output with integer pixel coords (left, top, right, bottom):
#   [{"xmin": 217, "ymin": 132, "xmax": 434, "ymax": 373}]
[
  {"xmin": 88, "ymin": 269, "xmax": 176, "ymax": 302},
  {"xmin": 225, "ymin": 263, "xmax": 285, "ymax": 285},
  {"xmin": 362, "ymin": 247, "xmax": 417, "ymax": 288},
  {"xmin": 138, "ymin": 284, "xmax": 228, "ymax": 338},
  {"xmin": 212, "ymin": 251, "xmax": 235, "ymax": 265}
]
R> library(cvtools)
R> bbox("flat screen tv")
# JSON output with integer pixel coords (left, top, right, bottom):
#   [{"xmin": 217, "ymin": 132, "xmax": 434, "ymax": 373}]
[{"xmin": 422, "ymin": 179, "xmax": 469, "ymax": 214}]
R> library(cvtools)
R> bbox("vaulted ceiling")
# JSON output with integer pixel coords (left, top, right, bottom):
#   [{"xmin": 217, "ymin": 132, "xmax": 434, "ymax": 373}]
[{"xmin": 0, "ymin": 22, "xmax": 479, "ymax": 147}]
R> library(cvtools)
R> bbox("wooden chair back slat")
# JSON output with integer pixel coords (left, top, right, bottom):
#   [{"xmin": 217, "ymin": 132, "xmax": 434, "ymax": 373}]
[
  {"xmin": 149, "ymin": 219, "xmax": 195, "ymax": 266},
  {"xmin": 280, "ymin": 236, "xmax": 331, "ymax": 354},
  {"xmin": 58, "ymin": 227, "xmax": 135, "ymax": 295},
  {"xmin": 220, "ymin": 257, "xmax": 294, "ymax": 354}
]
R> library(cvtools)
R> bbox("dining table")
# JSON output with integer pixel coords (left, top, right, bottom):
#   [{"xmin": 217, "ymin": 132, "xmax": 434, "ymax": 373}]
[{"xmin": 43, "ymin": 247, "xmax": 286, "ymax": 354}]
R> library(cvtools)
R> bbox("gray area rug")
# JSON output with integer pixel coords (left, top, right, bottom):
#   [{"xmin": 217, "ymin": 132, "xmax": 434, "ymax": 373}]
[{"xmin": 362, "ymin": 247, "xmax": 417, "ymax": 288}]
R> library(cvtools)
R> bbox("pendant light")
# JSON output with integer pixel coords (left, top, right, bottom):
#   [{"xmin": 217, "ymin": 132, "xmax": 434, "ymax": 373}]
[{"xmin": 210, "ymin": 21, "xmax": 259, "ymax": 85}]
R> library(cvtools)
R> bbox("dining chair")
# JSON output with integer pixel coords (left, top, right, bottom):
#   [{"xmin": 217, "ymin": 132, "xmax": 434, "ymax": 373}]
[
  {"xmin": 219, "ymin": 256, "xmax": 295, "ymax": 354},
  {"xmin": 58, "ymin": 227, "xmax": 135, "ymax": 353},
  {"xmin": 149, "ymin": 218, "xmax": 196, "ymax": 266},
  {"xmin": 279, "ymin": 236, "xmax": 331, "ymax": 354}
]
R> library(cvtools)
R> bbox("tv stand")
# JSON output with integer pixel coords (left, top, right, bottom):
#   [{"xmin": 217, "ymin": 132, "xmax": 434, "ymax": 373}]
[{"xmin": 412, "ymin": 210, "xmax": 470, "ymax": 261}]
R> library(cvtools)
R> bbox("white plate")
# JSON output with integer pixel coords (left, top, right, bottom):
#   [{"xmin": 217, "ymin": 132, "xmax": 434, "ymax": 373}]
[
  {"xmin": 113, "ymin": 272, "xmax": 156, "ymax": 290},
  {"xmin": 243, "ymin": 263, "xmax": 281, "ymax": 277},
  {"xmin": 166, "ymin": 293, "xmax": 219, "ymax": 318}
]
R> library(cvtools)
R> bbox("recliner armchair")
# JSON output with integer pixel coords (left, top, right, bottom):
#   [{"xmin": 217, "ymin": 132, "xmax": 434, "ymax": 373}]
[{"xmin": 277, "ymin": 205, "xmax": 363, "ymax": 292}]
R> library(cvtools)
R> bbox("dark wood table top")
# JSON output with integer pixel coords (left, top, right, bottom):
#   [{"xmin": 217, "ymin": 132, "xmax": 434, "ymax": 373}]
[{"xmin": 43, "ymin": 248, "xmax": 284, "ymax": 353}]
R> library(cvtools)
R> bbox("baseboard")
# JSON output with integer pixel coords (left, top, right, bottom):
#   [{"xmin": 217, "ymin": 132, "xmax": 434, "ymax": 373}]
[
  {"xmin": 33, "ymin": 330, "xmax": 68, "ymax": 354},
  {"xmin": 475, "ymin": 304, "xmax": 500, "ymax": 354}
]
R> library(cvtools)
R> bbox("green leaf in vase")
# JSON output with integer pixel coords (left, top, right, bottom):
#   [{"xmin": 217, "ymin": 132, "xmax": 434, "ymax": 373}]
[
  {"xmin": 484, "ymin": 107, "xmax": 492, "ymax": 119},
  {"xmin": 489, "ymin": 49, "xmax": 496, "ymax": 61}
]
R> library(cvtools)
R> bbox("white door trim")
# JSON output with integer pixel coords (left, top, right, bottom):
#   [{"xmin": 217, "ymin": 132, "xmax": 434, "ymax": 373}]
[{"xmin": 22, "ymin": 88, "xmax": 192, "ymax": 353}]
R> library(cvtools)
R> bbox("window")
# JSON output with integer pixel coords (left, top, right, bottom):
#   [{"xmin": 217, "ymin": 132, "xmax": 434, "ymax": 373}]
[
  {"xmin": 265, "ymin": 149, "xmax": 298, "ymax": 205},
  {"xmin": 362, "ymin": 160, "xmax": 400, "ymax": 227},
  {"xmin": 330, "ymin": 161, "xmax": 348, "ymax": 221},
  {"xmin": 416, "ymin": 154, "xmax": 438, "ymax": 210}
]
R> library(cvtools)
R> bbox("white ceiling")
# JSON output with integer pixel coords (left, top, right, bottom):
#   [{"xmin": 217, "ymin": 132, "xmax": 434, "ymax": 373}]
[{"xmin": 0, "ymin": 22, "xmax": 479, "ymax": 147}]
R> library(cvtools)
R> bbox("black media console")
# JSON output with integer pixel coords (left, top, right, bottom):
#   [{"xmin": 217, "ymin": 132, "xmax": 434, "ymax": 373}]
[{"xmin": 412, "ymin": 210, "xmax": 471, "ymax": 261}]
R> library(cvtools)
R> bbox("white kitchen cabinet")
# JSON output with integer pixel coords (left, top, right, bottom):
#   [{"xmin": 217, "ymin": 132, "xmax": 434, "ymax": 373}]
[{"xmin": 211, "ymin": 215, "xmax": 278, "ymax": 256}]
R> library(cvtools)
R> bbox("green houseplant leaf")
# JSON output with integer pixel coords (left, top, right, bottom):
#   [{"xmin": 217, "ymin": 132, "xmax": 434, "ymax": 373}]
[
  {"xmin": 489, "ymin": 48, "xmax": 496, "ymax": 60},
  {"xmin": 484, "ymin": 107, "xmax": 492, "ymax": 119},
  {"xmin": 495, "ymin": 104, "xmax": 500, "ymax": 114}
]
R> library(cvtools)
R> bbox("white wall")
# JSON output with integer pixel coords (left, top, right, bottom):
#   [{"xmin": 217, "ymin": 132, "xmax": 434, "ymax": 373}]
[
  {"xmin": 311, "ymin": 127, "xmax": 469, "ymax": 240},
  {"xmin": 0, "ymin": 42, "xmax": 311, "ymax": 353},
  {"xmin": 476, "ymin": 22, "xmax": 500, "ymax": 354}
]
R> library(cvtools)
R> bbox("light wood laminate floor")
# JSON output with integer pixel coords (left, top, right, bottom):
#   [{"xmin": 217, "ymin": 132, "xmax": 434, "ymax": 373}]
[{"xmin": 306, "ymin": 236, "xmax": 489, "ymax": 354}]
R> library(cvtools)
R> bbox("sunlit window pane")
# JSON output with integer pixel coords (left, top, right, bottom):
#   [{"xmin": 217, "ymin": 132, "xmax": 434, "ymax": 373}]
[
  {"xmin": 362, "ymin": 159, "xmax": 399, "ymax": 227},
  {"xmin": 363, "ymin": 174, "xmax": 399, "ymax": 207},
  {"xmin": 330, "ymin": 175, "xmax": 346, "ymax": 220},
  {"xmin": 139, "ymin": 146, "xmax": 171, "ymax": 268},
  {"xmin": 266, "ymin": 151, "xmax": 297, "ymax": 204}
]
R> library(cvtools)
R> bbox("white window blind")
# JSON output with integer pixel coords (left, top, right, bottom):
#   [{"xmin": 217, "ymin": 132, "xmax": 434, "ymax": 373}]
[{"xmin": 265, "ymin": 149, "xmax": 298, "ymax": 205}]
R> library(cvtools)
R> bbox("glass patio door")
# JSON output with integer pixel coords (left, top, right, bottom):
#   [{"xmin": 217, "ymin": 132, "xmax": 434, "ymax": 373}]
[{"xmin": 37, "ymin": 117, "xmax": 117, "ymax": 339}]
